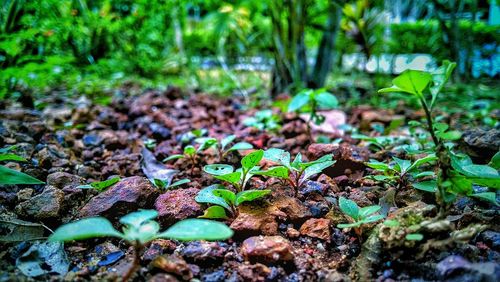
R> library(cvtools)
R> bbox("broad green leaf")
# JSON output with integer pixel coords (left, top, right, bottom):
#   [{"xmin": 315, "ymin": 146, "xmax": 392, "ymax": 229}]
[
  {"xmin": 199, "ymin": 206, "xmax": 228, "ymax": 219},
  {"xmin": 163, "ymin": 154, "xmax": 184, "ymax": 162},
  {"xmin": 314, "ymin": 91, "xmax": 338, "ymax": 109},
  {"xmin": 358, "ymin": 205, "xmax": 381, "ymax": 218},
  {"xmin": 339, "ymin": 197, "xmax": 359, "ymax": 220},
  {"xmin": 204, "ymin": 164, "xmax": 234, "ymax": 176},
  {"xmin": 221, "ymin": 135, "xmax": 236, "ymax": 150},
  {"xmin": 184, "ymin": 146, "xmax": 196, "ymax": 156},
  {"xmin": 195, "ymin": 185, "xmax": 231, "ymax": 210},
  {"xmin": 430, "ymin": 61, "xmax": 456, "ymax": 109},
  {"xmin": 287, "ymin": 90, "xmax": 311, "ymax": 112},
  {"xmin": 77, "ymin": 177, "xmax": 120, "ymax": 191},
  {"xmin": 0, "ymin": 153, "xmax": 27, "ymax": 162},
  {"xmin": 489, "ymin": 151, "xmax": 500, "ymax": 170},
  {"xmin": 360, "ymin": 214, "xmax": 384, "ymax": 224},
  {"xmin": 263, "ymin": 148, "xmax": 291, "ymax": 169},
  {"xmin": 470, "ymin": 192, "xmax": 498, "ymax": 206},
  {"xmin": 235, "ymin": 189, "xmax": 271, "ymax": 206},
  {"xmin": 227, "ymin": 142, "xmax": 253, "ymax": 152},
  {"xmin": 253, "ymin": 166, "xmax": 289, "ymax": 179},
  {"xmin": 412, "ymin": 181, "xmax": 437, "ymax": 193},
  {"xmin": 291, "ymin": 153, "xmax": 303, "ymax": 169},
  {"xmin": 299, "ymin": 154, "xmax": 333, "ymax": 170},
  {"xmin": 302, "ymin": 160, "xmax": 335, "ymax": 181},
  {"xmin": 169, "ymin": 179, "xmax": 190, "ymax": 188},
  {"xmin": 241, "ymin": 150, "xmax": 264, "ymax": 171},
  {"xmin": 405, "ymin": 233, "xmax": 424, "ymax": 241},
  {"xmin": 378, "ymin": 70, "xmax": 432, "ymax": 97},
  {"xmin": 125, "ymin": 220, "xmax": 160, "ymax": 244},
  {"xmin": 212, "ymin": 189, "xmax": 236, "ymax": 206},
  {"xmin": 383, "ymin": 219, "xmax": 400, "ymax": 227},
  {"xmin": 449, "ymin": 176, "xmax": 473, "ymax": 195},
  {"xmin": 393, "ymin": 157, "xmax": 411, "ymax": 174},
  {"xmin": 413, "ymin": 171, "xmax": 435, "ymax": 178},
  {"xmin": 214, "ymin": 172, "xmax": 241, "ymax": 186},
  {"xmin": 370, "ymin": 175, "xmax": 393, "ymax": 181},
  {"xmin": 437, "ymin": 130, "xmax": 462, "ymax": 141},
  {"xmin": 366, "ymin": 160, "xmax": 390, "ymax": 171},
  {"xmin": 195, "ymin": 138, "xmax": 217, "ymax": 152},
  {"xmin": 157, "ymin": 219, "xmax": 233, "ymax": 241},
  {"xmin": 471, "ymin": 178, "xmax": 500, "ymax": 189},
  {"xmin": 0, "ymin": 165, "xmax": 45, "ymax": 185},
  {"xmin": 49, "ymin": 218, "xmax": 122, "ymax": 242},
  {"xmin": 408, "ymin": 154, "xmax": 438, "ymax": 172},
  {"xmin": 120, "ymin": 210, "xmax": 158, "ymax": 228},
  {"xmin": 337, "ymin": 222, "xmax": 363, "ymax": 229}
]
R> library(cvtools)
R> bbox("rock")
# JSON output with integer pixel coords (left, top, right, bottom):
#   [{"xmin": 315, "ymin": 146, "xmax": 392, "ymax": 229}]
[
  {"xmin": 143, "ymin": 239, "xmax": 177, "ymax": 262},
  {"xmin": 299, "ymin": 218, "xmax": 331, "ymax": 241},
  {"xmin": 16, "ymin": 188, "xmax": 33, "ymax": 202},
  {"xmin": 148, "ymin": 273, "xmax": 180, "ymax": 282},
  {"xmin": 237, "ymin": 263, "xmax": 271, "ymax": 281},
  {"xmin": 307, "ymin": 143, "xmax": 369, "ymax": 178},
  {"xmin": 15, "ymin": 186, "xmax": 65, "ymax": 220},
  {"xmin": 202, "ymin": 269, "xmax": 226, "ymax": 282},
  {"xmin": 478, "ymin": 230, "xmax": 500, "ymax": 250},
  {"xmin": 300, "ymin": 180, "xmax": 326, "ymax": 196},
  {"xmin": 155, "ymin": 188, "xmax": 201, "ymax": 225},
  {"xmin": 46, "ymin": 172, "xmax": 84, "ymax": 189},
  {"xmin": 240, "ymin": 236, "xmax": 294, "ymax": 264},
  {"xmin": 149, "ymin": 123, "xmax": 171, "ymax": 139},
  {"xmin": 230, "ymin": 205, "xmax": 278, "ymax": 238},
  {"xmin": 270, "ymin": 196, "xmax": 312, "ymax": 224},
  {"xmin": 79, "ymin": 176, "xmax": 159, "ymax": 220},
  {"xmin": 181, "ymin": 241, "xmax": 228, "ymax": 262},
  {"xmin": 462, "ymin": 128, "xmax": 500, "ymax": 160},
  {"xmin": 286, "ymin": 228, "xmax": 300, "ymax": 239},
  {"xmin": 436, "ymin": 255, "xmax": 499, "ymax": 281},
  {"xmin": 82, "ymin": 134, "xmax": 102, "ymax": 147},
  {"xmin": 151, "ymin": 255, "xmax": 192, "ymax": 281}
]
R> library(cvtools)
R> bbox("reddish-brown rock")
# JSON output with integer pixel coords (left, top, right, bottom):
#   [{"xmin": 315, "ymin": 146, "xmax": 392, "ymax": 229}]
[
  {"xmin": 230, "ymin": 204, "xmax": 278, "ymax": 238},
  {"xmin": 79, "ymin": 176, "xmax": 159, "ymax": 220},
  {"xmin": 155, "ymin": 187, "xmax": 201, "ymax": 225},
  {"xmin": 299, "ymin": 218, "xmax": 331, "ymax": 241},
  {"xmin": 307, "ymin": 143, "xmax": 369, "ymax": 178},
  {"xmin": 240, "ymin": 236, "xmax": 294, "ymax": 264}
]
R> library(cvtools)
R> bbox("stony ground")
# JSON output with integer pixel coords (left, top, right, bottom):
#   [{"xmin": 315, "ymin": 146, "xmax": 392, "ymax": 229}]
[{"xmin": 0, "ymin": 87, "xmax": 498, "ymax": 281}]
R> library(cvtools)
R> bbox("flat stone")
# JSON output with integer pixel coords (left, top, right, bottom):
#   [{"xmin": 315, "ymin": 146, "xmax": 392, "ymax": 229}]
[
  {"xmin": 155, "ymin": 188, "xmax": 201, "ymax": 225},
  {"xmin": 230, "ymin": 204, "xmax": 278, "ymax": 238},
  {"xmin": 299, "ymin": 218, "xmax": 331, "ymax": 241},
  {"xmin": 15, "ymin": 186, "xmax": 65, "ymax": 220},
  {"xmin": 79, "ymin": 176, "xmax": 159, "ymax": 220},
  {"xmin": 240, "ymin": 236, "xmax": 294, "ymax": 264},
  {"xmin": 307, "ymin": 143, "xmax": 369, "ymax": 178}
]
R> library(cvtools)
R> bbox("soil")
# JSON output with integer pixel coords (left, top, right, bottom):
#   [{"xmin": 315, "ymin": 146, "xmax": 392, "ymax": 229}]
[{"xmin": 0, "ymin": 86, "xmax": 498, "ymax": 282}]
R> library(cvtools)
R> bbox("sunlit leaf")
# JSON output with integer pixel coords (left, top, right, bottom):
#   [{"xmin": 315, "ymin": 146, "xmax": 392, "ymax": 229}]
[
  {"xmin": 157, "ymin": 219, "xmax": 233, "ymax": 241},
  {"xmin": 0, "ymin": 165, "xmax": 44, "ymax": 185},
  {"xmin": 241, "ymin": 150, "xmax": 263, "ymax": 171},
  {"xmin": 199, "ymin": 206, "xmax": 228, "ymax": 219},
  {"xmin": 49, "ymin": 218, "xmax": 122, "ymax": 242},
  {"xmin": 204, "ymin": 164, "xmax": 234, "ymax": 176},
  {"xmin": 235, "ymin": 189, "xmax": 271, "ymax": 206}
]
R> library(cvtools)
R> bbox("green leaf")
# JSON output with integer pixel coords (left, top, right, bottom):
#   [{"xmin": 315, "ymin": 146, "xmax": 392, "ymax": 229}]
[
  {"xmin": 378, "ymin": 70, "xmax": 432, "ymax": 97},
  {"xmin": 339, "ymin": 197, "xmax": 359, "ymax": 220},
  {"xmin": 169, "ymin": 179, "xmax": 190, "ymax": 189},
  {"xmin": 437, "ymin": 130, "xmax": 462, "ymax": 141},
  {"xmin": 358, "ymin": 205, "xmax": 381, "ymax": 218},
  {"xmin": 360, "ymin": 214, "xmax": 384, "ymax": 224},
  {"xmin": 125, "ymin": 220, "xmax": 160, "ymax": 244},
  {"xmin": 299, "ymin": 154, "xmax": 333, "ymax": 170},
  {"xmin": 119, "ymin": 210, "xmax": 158, "ymax": 228},
  {"xmin": 152, "ymin": 179, "xmax": 167, "ymax": 189},
  {"xmin": 412, "ymin": 181, "xmax": 437, "ymax": 193},
  {"xmin": 221, "ymin": 135, "xmax": 236, "ymax": 150},
  {"xmin": 337, "ymin": 222, "xmax": 362, "ymax": 229},
  {"xmin": 0, "ymin": 165, "xmax": 45, "ymax": 185},
  {"xmin": 489, "ymin": 151, "xmax": 500, "ymax": 170},
  {"xmin": 408, "ymin": 154, "xmax": 438, "ymax": 172},
  {"xmin": 199, "ymin": 206, "xmax": 228, "ymax": 219},
  {"xmin": 77, "ymin": 177, "xmax": 120, "ymax": 192},
  {"xmin": 288, "ymin": 90, "xmax": 311, "ymax": 112},
  {"xmin": 0, "ymin": 153, "xmax": 27, "ymax": 162},
  {"xmin": 470, "ymin": 192, "xmax": 498, "ymax": 205},
  {"xmin": 212, "ymin": 189, "xmax": 236, "ymax": 206},
  {"xmin": 406, "ymin": 233, "xmax": 424, "ymax": 241},
  {"xmin": 263, "ymin": 148, "xmax": 291, "ymax": 169},
  {"xmin": 214, "ymin": 172, "xmax": 241, "ymax": 186},
  {"xmin": 235, "ymin": 189, "xmax": 271, "ymax": 206},
  {"xmin": 195, "ymin": 185, "xmax": 231, "ymax": 210},
  {"xmin": 204, "ymin": 164, "xmax": 234, "ymax": 176},
  {"xmin": 241, "ymin": 150, "xmax": 264, "ymax": 171},
  {"xmin": 383, "ymin": 219, "xmax": 400, "ymax": 227},
  {"xmin": 163, "ymin": 154, "xmax": 184, "ymax": 162},
  {"xmin": 302, "ymin": 160, "xmax": 335, "ymax": 181},
  {"xmin": 195, "ymin": 138, "xmax": 217, "ymax": 152},
  {"xmin": 227, "ymin": 142, "xmax": 253, "ymax": 152},
  {"xmin": 291, "ymin": 153, "xmax": 303, "ymax": 169},
  {"xmin": 413, "ymin": 171, "xmax": 435, "ymax": 178},
  {"xmin": 393, "ymin": 157, "xmax": 411, "ymax": 174},
  {"xmin": 184, "ymin": 146, "xmax": 196, "ymax": 156},
  {"xmin": 157, "ymin": 219, "xmax": 233, "ymax": 241},
  {"xmin": 366, "ymin": 160, "xmax": 390, "ymax": 171},
  {"xmin": 430, "ymin": 61, "xmax": 456, "ymax": 109},
  {"xmin": 49, "ymin": 217, "xmax": 122, "ymax": 242},
  {"xmin": 253, "ymin": 166, "xmax": 289, "ymax": 179},
  {"xmin": 314, "ymin": 91, "xmax": 338, "ymax": 109}
]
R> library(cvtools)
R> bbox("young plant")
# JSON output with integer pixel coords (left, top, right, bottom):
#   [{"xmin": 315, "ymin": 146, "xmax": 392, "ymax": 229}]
[
  {"xmin": 243, "ymin": 109, "xmax": 281, "ymax": 132},
  {"xmin": 195, "ymin": 135, "xmax": 253, "ymax": 161},
  {"xmin": 163, "ymin": 145, "xmax": 198, "ymax": 172},
  {"xmin": 366, "ymin": 154, "xmax": 438, "ymax": 191},
  {"xmin": 152, "ymin": 178, "xmax": 190, "ymax": 191},
  {"xmin": 49, "ymin": 210, "xmax": 233, "ymax": 281},
  {"xmin": 254, "ymin": 148, "xmax": 335, "ymax": 196},
  {"xmin": 195, "ymin": 184, "xmax": 271, "ymax": 218},
  {"xmin": 77, "ymin": 177, "xmax": 120, "ymax": 192},
  {"xmin": 378, "ymin": 61, "xmax": 499, "ymax": 213},
  {"xmin": 287, "ymin": 88, "xmax": 338, "ymax": 138},
  {"xmin": 0, "ymin": 145, "xmax": 44, "ymax": 185},
  {"xmin": 204, "ymin": 149, "xmax": 263, "ymax": 192},
  {"xmin": 337, "ymin": 197, "xmax": 384, "ymax": 236}
]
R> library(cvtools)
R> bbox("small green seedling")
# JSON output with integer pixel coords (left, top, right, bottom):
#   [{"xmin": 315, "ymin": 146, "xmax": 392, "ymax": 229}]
[
  {"xmin": 378, "ymin": 61, "xmax": 499, "ymax": 213},
  {"xmin": 366, "ymin": 154, "xmax": 438, "ymax": 191},
  {"xmin": 152, "ymin": 178, "xmax": 191, "ymax": 190},
  {"xmin": 254, "ymin": 148, "xmax": 335, "ymax": 196},
  {"xmin": 0, "ymin": 145, "xmax": 44, "ymax": 185},
  {"xmin": 144, "ymin": 139, "xmax": 157, "ymax": 150},
  {"xmin": 243, "ymin": 109, "xmax": 281, "ymax": 132},
  {"xmin": 204, "ymin": 149, "xmax": 264, "ymax": 192},
  {"xmin": 288, "ymin": 88, "xmax": 338, "ymax": 138},
  {"xmin": 77, "ymin": 177, "xmax": 120, "ymax": 192},
  {"xmin": 49, "ymin": 210, "xmax": 233, "ymax": 281},
  {"xmin": 195, "ymin": 135, "xmax": 253, "ymax": 161},
  {"xmin": 163, "ymin": 145, "xmax": 197, "ymax": 165},
  {"xmin": 351, "ymin": 133, "xmax": 404, "ymax": 152},
  {"xmin": 337, "ymin": 197, "xmax": 384, "ymax": 236},
  {"xmin": 196, "ymin": 184, "xmax": 271, "ymax": 218}
]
